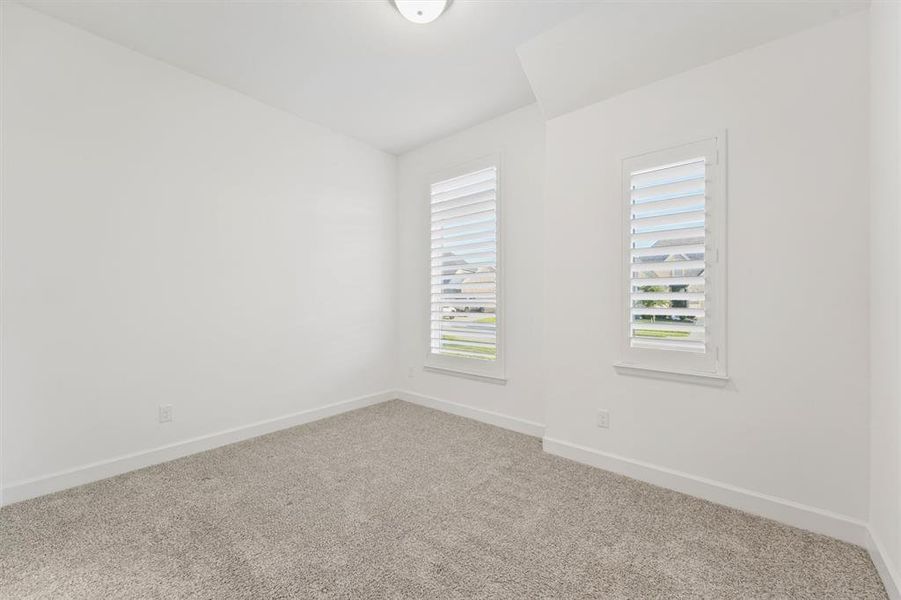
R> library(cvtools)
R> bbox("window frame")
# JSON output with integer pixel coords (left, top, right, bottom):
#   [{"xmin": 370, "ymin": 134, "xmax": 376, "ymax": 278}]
[
  {"xmin": 616, "ymin": 134, "xmax": 728, "ymax": 382},
  {"xmin": 424, "ymin": 154, "xmax": 505, "ymax": 382}
]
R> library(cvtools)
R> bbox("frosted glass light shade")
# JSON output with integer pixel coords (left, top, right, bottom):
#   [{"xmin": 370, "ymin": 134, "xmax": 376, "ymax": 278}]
[{"xmin": 395, "ymin": 0, "xmax": 448, "ymax": 24}]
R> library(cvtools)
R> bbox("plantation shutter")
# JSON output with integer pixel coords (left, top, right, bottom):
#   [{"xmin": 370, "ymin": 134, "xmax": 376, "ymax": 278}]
[
  {"xmin": 629, "ymin": 157, "xmax": 707, "ymax": 353},
  {"xmin": 430, "ymin": 166, "xmax": 497, "ymax": 361}
]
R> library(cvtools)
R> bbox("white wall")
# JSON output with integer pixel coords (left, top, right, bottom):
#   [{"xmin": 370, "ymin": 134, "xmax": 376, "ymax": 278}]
[
  {"xmin": 2, "ymin": 4, "xmax": 888, "ymax": 574},
  {"xmin": 869, "ymin": 0, "xmax": 901, "ymax": 591},
  {"xmin": 541, "ymin": 13, "xmax": 870, "ymax": 525},
  {"xmin": 0, "ymin": 3, "xmax": 396, "ymax": 499},
  {"xmin": 395, "ymin": 104, "xmax": 546, "ymax": 432}
]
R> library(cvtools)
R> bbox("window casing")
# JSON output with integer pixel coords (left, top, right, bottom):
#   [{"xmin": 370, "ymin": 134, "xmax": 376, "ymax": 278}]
[
  {"xmin": 426, "ymin": 156, "xmax": 504, "ymax": 380},
  {"xmin": 619, "ymin": 136, "xmax": 726, "ymax": 379}
]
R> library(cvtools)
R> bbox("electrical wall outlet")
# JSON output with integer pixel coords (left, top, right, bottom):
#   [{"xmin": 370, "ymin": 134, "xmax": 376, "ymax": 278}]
[
  {"xmin": 596, "ymin": 409, "xmax": 610, "ymax": 429},
  {"xmin": 158, "ymin": 404, "xmax": 173, "ymax": 424}
]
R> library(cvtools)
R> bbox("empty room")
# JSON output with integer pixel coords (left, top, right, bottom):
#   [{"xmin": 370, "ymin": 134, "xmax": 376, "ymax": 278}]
[{"xmin": 1, "ymin": 0, "xmax": 900, "ymax": 597}]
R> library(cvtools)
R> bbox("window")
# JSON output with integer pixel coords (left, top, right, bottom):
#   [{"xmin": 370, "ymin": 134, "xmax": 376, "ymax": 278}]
[
  {"xmin": 427, "ymin": 157, "xmax": 503, "ymax": 380},
  {"xmin": 618, "ymin": 136, "xmax": 726, "ymax": 380}
]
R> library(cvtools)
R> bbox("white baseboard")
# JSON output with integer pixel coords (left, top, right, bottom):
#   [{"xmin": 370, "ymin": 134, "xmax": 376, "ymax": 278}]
[
  {"xmin": 396, "ymin": 390, "xmax": 545, "ymax": 438},
  {"xmin": 867, "ymin": 528, "xmax": 901, "ymax": 600},
  {"xmin": 542, "ymin": 436, "xmax": 868, "ymax": 547},
  {"xmin": 6, "ymin": 388, "xmax": 896, "ymax": 598},
  {"xmin": 1, "ymin": 389, "xmax": 397, "ymax": 507}
]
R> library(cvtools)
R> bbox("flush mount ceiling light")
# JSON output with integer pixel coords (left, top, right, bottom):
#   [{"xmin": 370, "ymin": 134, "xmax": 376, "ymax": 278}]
[{"xmin": 394, "ymin": 0, "xmax": 448, "ymax": 24}]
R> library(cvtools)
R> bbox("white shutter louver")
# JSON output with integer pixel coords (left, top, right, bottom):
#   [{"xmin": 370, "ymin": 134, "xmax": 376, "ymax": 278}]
[
  {"xmin": 629, "ymin": 157, "xmax": 707, "ymax": 353},
  {"xmin": 430, "ymin": 166, "xmax": 498, "ymax": 361}
]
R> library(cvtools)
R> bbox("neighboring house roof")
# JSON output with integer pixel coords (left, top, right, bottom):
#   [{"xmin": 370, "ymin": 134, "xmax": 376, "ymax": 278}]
[{"xmin": 640, "ymin": 238, "xmax": 705, "ymax": 278}]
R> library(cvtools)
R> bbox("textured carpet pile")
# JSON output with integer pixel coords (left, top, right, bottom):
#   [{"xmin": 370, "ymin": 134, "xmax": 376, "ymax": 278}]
[{"xmin": 0, "ymin": 400, "xmax": 887, "ymax": 599}]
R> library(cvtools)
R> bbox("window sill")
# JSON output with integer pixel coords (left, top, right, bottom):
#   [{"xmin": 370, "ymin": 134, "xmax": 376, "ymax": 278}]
[
  {"xmin": 613, "ymin": 363, "xmax": 729, "ymax": 387},
  {"xmin": 423, "ymin": 365, "xmax": 507, "ymax": 385}
]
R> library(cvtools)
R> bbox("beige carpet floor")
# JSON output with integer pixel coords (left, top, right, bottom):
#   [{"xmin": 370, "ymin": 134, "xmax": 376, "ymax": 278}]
[{"xmin": 0, "ymin": 400, "xmax": 887, "ymax": 599}]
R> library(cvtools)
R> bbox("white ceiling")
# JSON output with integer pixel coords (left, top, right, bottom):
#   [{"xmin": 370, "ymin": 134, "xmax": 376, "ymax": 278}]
[
  {"xmin": 21, "ymin": 0, "xmax": 868, "ymax": 155},
  {"xmin": 22, "ymin": 0, "xmax": 594, "ymax": 154},
  {"xmin": 518, "ymin": 0, "xmax": 869, "ymax": 120}
]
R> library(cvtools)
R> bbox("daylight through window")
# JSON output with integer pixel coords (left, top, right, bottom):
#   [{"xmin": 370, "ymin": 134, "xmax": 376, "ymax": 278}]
[{"xmin": 429, "ymin": 166, "xmax": 498, "ymax": 362}]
